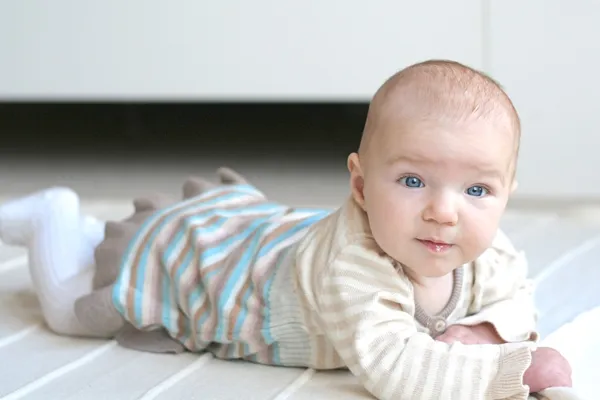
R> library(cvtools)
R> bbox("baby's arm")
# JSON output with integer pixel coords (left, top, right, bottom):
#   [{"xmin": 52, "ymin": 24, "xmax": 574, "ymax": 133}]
[{"xmin": 312, "ymin": 242, "xmax": 534, "ymax": 400}]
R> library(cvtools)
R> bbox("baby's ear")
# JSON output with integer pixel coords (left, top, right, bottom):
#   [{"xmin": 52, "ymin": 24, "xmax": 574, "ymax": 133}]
[
  {"xmin": 347, "ymin": 153, "xmax": 366, "ymax": 210},
  {"xmin": 510, "ymin": 179, "xmax": 519, "ymax": 193}
]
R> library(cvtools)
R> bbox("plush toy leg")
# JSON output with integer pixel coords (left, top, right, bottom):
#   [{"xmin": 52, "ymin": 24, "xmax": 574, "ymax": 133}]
[
  {"xmin": 217, "ymin": 167, "xmax": 248, "ymax": 184},
  {"xmin": 181, "ymin": 167, "xmax": 248, "ymax": 199},
  {"xmin": 74, "ymin": 285, "xmax": 124, "ymax": 338},
  {"xmin": 183, "ymin": 177, "xmax": 216, "ymax": 199},
  {"xmin": 115, "ymin": 323, "xmax": 185, "ymax": 354}
]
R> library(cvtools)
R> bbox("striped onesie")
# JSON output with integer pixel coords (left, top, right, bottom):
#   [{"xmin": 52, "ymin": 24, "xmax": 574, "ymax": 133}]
[
  {"xmin": 112, "ymin": 182, "xmax": 540, "ymax": 399},
  {"xmin": 112, "ymin": 183, "xmax": 330, "ymax": 364}
]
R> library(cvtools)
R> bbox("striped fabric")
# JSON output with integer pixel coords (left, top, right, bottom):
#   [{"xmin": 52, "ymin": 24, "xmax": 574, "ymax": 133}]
[
  {"xmin": 111, "ymin": 184, "xmax": 330, "ymax": 362},
  {"xmin": 112, "ymin": 183, "xmax": 540, "ymax": 399},
  {"xmin": 292, "ymin": 197, "xmax": 539, "ymax": 400}
]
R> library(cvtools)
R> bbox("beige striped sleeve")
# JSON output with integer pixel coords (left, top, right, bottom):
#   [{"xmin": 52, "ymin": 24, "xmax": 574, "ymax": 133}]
[
  {"xmin": 313, "ymin": 242, "xmax": 533, "ymax": 400},
  {"xmin": 457, "ymin": 233, "xmax": 539, "ymax": 343}
]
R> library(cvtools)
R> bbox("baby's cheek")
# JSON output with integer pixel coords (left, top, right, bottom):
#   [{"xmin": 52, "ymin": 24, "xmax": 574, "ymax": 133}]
[
  {"xmin": 375, "ymin": 213, "xmax": 412, "ymax": 255},
  {"xmin": 366, "ymin": 213, "xmax": 395, "ymax": 245},
  {"xmin": 462, "ymin": 217, "xmax": 498, "ymax": 255},
  {"xmin": 365, "ymin": 191, "xmax": 416, "ymax": 250},
  {"xmin": 370, "ymin": 213, "xmax": 397, "ymax": 244}
]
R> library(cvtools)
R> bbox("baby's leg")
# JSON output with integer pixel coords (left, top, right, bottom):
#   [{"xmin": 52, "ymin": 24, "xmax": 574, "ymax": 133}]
[{"xmin": 0, "ymin": 187, "xmax": 109, "ymax": 337}]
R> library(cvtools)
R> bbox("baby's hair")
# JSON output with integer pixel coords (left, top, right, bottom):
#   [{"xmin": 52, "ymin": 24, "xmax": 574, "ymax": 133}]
[{"xmin": 358, "ymin": 59, "xmax": 521, "ymax": 169}]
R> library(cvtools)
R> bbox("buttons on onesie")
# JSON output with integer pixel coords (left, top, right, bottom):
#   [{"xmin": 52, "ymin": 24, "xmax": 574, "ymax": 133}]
[{"xmin": 431, "ymin": 317, "xmax": 447, "ymax": 335}]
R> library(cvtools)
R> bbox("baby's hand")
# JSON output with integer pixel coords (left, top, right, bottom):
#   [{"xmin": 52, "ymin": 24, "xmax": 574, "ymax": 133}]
[
  {"xmin": 436, "ymin": 323, "xmax": 505, "ymax": 345},
  {"xmin": 524, "ymin": 347, "xmax": 573, "ymax": 393}
]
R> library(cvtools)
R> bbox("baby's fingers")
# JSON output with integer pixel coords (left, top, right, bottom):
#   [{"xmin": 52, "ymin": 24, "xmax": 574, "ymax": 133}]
[{"xmin": 436, "ymin": 333, "xmax": 460, "ymax": 344}]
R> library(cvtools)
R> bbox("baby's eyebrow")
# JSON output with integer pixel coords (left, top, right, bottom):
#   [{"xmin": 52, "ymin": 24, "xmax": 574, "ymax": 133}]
[
  {"xmin": 475, "ymin": 167, "xmax": 506, "ymax": 184},
  {"xmin": 387, "ymin": 155, "xmax": 507, "ymax": 183},
  {"xmin": 385, "ymin": 154, "xmax": 429, "ymax": 165}
]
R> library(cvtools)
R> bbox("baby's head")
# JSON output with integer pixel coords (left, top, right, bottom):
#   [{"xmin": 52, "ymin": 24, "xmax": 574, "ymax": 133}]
[{"xmin": 348, "ymin": 60, "xmax": 520, "ymax": 283}]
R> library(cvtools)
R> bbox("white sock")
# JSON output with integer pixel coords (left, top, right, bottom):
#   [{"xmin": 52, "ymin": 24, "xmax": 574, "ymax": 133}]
[
  {"xmin": 78, "ymin": 214, "xmax": 106, "ymax": 270},
  {"xmin": 0, "ymin": 187, "xmax": 107, "ymax": 336},
  {"xmin": 0, "ymin": 189, "xmax": 62, "ymax": 247},
  {"xmin": 0, "ymin": 187, "xmax": 106, "ymax": 280}
]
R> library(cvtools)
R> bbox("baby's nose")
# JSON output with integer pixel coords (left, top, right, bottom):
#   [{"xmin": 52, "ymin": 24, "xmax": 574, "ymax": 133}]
[{"xmin": 422, "ymin": 195, "xmax": 458, "ymax": 225}]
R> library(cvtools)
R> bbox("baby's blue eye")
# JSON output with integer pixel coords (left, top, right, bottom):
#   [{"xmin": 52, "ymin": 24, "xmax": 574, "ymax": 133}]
[
  {"xmin": 466, "ymin": 185, "xmax": 488, "ymax": 197},
  {"xmin": 400, "ymin": 176, "xmax": 424, "ymax": 188}
]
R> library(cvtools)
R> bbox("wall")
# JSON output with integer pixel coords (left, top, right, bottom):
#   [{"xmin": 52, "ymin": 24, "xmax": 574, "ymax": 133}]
[{"xmin": 0, "ymin": 0, "xmax": 598, "ymax": 201}]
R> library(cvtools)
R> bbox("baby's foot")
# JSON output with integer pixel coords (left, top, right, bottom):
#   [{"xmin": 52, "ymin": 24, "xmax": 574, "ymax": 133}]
[{"xmin": 0, "ymin": 187, "xmax": 80, "ymax": 246}]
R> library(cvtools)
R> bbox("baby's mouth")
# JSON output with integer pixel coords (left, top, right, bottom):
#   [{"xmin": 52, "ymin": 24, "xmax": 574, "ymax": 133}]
[{"xmin": 417, "ymin": 239, "xmax": 453, "ymax": 253}]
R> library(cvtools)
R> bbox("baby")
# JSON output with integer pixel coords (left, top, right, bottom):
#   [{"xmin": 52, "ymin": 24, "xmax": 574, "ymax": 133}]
[{"xmin": 0, "ymin": 60, "xmax": 575, "ymax": 400}]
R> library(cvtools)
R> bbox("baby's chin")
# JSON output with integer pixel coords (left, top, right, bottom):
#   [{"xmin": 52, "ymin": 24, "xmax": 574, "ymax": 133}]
[
  {"xmin": 396, "ymin": 250, "xmax": 473, "ymax": 277},
  {"xmin": 395, "ymin": 259, "xmax": 460, "ymax": 281},
  {"xmin": 416, "ymin": 266, "xmax": 460, "ymax": 279}
]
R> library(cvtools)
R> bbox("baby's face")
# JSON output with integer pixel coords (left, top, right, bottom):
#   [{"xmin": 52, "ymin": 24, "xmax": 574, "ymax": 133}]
[{"xmin": 361, "ymin": 117, "xmax": 516, "ymax": 279}]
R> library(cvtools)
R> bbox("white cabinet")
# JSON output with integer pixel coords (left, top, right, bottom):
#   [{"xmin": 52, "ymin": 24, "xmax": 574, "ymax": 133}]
[
  {"xmin": 489, "ymin": 0, "xmax": 600, "ymax": 199},
  {"xmin": 0, "ymin": 1, "xmax": 482, "ymax": 101},
  {"xmin": 2, "ymin": 0, "xmax": 600, "ymax": 200}
]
